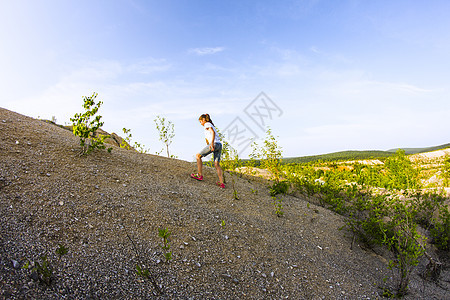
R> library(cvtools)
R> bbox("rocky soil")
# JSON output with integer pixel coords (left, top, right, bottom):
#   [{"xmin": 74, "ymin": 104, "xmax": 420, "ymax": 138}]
[{"xmin": 1, "ymin": 107, "xmax": 448, "ymax": 299}]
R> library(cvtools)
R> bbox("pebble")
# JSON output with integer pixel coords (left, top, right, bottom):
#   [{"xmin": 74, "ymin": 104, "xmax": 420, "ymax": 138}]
[
  {"xmin": 12, "ymin": 260, "xmax": 20, "ymax": 269},
  {"xmin": 30, "ymin": 272, "xmax": 39, "ymax": 281}
]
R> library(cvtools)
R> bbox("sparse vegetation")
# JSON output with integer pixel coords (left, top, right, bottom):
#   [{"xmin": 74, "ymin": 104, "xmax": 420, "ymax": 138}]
[
  {"xmin": 280, "ymin": 148, "xmax": 449, "ymax": 296},
  {"xmin": 22, "ymin": 245, "xmax": 68, "ymax": 286},
  {"xmin": 55, "ymin": 244, "xmax": 68, "ymax": 262},
  {"xmin": 23, "ymin": 255, "xmax": 53, "ymax": 286},
  {"xmin": 218, "ymin": 131, "xmax": 243, "ymax": 199},
  {"xmin": 124, "ymin": 227, "xmax": 162, "ymax": 294},
  {"xmin": 121, "ymin": 127, "xmax": 150, "ymax": 153},
  {"xmin": 1, "ymin": 107, "xmax": 448, "ymax": 299},
  {"xmin": 442, "ymin": 156, "xmax": 450, "ymax": 186}
]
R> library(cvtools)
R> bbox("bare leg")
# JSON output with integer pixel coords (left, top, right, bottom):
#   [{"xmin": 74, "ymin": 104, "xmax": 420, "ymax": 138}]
[
  {"xmin": 196, "ymin": 153, "xmax": 203, "ymax": 176},
  {"xmin": 215, "ymin": 161, "xmax": 224, "ymax": 184}
]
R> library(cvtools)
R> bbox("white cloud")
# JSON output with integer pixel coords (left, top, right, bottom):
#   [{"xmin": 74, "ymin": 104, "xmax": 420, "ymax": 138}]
[
  {"xmin": 188, "ymin": 47, "xmax": 225, "ymax": 55},
  {"xmin": 367, "ymin": 81, "xmax": 436, "ymax": 94},
  {"xmin": 310, "ymin": 46, "xmax": 320, "ymax": 54},
  {"xmin": 63, "ymin": 60, "xmax": 124, "ymax": 82},
  {"xmin": 126, "ymin": 58, "xmax": 172, "ymax": 74}
]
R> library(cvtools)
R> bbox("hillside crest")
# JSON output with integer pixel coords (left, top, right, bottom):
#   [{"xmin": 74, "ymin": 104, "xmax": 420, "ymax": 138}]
[{"xmin": 1, "ymin": 107, "xmax": 448, "ymax": 299}]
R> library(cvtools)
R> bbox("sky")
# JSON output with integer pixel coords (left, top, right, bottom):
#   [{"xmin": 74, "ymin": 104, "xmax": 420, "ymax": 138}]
[{"xmin": 1, "ymin": 0, "xmax": 449, "ymax": 161}]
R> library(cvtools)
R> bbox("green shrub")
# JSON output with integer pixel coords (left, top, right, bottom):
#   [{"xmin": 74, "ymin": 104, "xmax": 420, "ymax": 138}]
[
  {"xmin": 272, "ymin": 196, "xmax": 284, "ymax": 217},
  {"xmin": 384, "ymin": 149, "xmax": 420, "ymax": 190},
  {"xmin": 442, "ymin": 156, "xmax": 450, "ymax": 186},
  {"xmin": 270, "ymin": 180, "xmax": 289, "ymax": 197},
  {"xmin": 431, "ymin": 204, "xmax": 450, "ymax": 250},
  {"xmin": 345, "ymin": 193, "xmax": 427, "ymax": 296}
]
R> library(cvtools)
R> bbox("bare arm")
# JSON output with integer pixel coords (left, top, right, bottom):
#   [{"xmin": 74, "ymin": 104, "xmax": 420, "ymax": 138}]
[{"xmin": 208, "ymin": 127, "xmax": 215, "ymax": 151}]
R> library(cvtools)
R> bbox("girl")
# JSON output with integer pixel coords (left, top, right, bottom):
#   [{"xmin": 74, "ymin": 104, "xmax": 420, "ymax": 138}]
[{"xmin": 191, "ymin": 114, "xmax": 225, "ymax": 188}]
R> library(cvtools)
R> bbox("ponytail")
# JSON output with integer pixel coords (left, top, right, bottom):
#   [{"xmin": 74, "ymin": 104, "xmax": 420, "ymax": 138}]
[{"xmin": 199, "ymin": 113, "xmax": 215, "ymax": 126}]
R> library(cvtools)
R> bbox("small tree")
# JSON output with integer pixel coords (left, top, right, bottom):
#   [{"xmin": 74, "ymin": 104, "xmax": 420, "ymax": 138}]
[
  {"xmin": 70, "ymin": 92, "xmax": 111, "ymax": 155},
  {"xmin": 121, "ymin": 128, "xmax": 133, "ymax": 150},
  {"xmin": 251, "ymin": 127, "xmax": 283, "ymax": 182},
  {"xmin": 158, "ymin": 228, "xmax": 172, "ymax": 262},
  {"xmin": 223, "ymin": 144, "xmax": 242, "ymax": 199},
  {"xmin": 154, "ymin": 115, "xmax": 175, "ymax": 158},
  {"xmin": 218, "ymin": 130, "xmax": 243, "ymax": 173}
]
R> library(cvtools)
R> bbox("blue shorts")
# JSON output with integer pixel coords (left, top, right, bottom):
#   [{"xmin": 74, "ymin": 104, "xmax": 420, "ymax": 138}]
[{"xmin": 198, "ymin": 142, "xmax": 222, "ymax": 162}]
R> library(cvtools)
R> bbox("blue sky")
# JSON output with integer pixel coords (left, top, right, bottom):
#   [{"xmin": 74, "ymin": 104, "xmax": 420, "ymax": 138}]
[{"xmin": 1, "ymin": 0, "xmax": 449, "ymax": 161}]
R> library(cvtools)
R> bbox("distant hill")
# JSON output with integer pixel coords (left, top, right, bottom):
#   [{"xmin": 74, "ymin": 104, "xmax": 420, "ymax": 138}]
[
  {"xmin": 282, "ymin": 150, "xmax": 394, "ymax": 164},
  {"xmin": 387, "ymin": 143, "xmax": 450, "ymax": 155},
  {"xmin": 282, "ymin": 143, "xmax": 450, "ymax": 164}
]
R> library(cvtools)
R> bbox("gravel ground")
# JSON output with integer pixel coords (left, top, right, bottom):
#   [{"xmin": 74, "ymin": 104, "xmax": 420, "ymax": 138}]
[{"xmin": 1, "ymin": 107, "xmax": 448, "ymax": 299}]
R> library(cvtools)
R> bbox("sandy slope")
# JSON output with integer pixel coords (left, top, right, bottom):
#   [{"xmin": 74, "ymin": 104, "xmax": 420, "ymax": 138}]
[
  {"xmin": 409, "ymin": 148, "xmax": 450, "ymax": 162},
  {"xmin": 0, "ymin": 107, "xmax": 448, "ymax": 299}
]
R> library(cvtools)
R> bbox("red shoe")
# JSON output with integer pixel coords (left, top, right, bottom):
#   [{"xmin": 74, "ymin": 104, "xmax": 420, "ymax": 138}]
[
  {"xmin": 216, "ymin": 182, "xmax": 225, "ymax": 189},
  {"xmin": 190, "ymin": 173, "xmax": 203, "ymax": 181}
]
